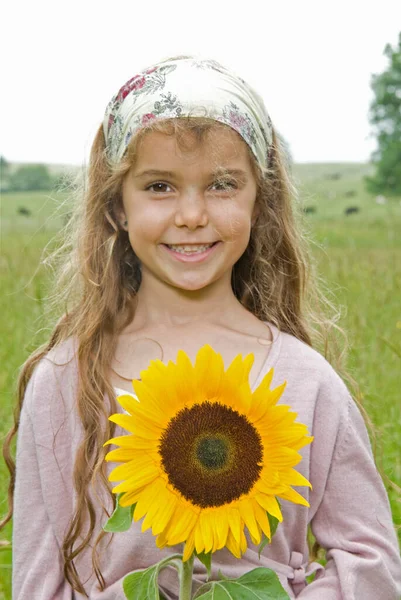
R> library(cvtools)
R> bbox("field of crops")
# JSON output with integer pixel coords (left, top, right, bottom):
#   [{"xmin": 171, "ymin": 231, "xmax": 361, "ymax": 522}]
[{"xmin": 0, "ymin": 163, "xmax": 400, "ymax": 598}]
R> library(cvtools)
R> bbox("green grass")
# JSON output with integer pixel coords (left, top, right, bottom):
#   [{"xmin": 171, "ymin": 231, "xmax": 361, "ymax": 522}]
[{"xmin": 1, "ymin": 166, "xmax": 400, "ymax": 598}]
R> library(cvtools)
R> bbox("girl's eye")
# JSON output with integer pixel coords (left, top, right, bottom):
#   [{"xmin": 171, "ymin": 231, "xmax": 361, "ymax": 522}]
[
  {"xmin": 211, "ymin": 179, "xmax": 238, "ymax": 192},
  {"xmin": 146, "ymin": 182, "xmax": 172, "ymax": 193}
]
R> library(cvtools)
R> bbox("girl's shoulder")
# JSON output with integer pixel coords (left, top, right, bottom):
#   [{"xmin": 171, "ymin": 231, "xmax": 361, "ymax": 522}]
[
  {"xmin": 23, "ymin": 337, "xmax": 79, "ymax": 416},
  {"xmin": 274, "ymin": 326, "xmax": 352, "ymax": 420},
  {"xmin": 276, "ymin": 326, "xmax": 347, "ymax": 388}
]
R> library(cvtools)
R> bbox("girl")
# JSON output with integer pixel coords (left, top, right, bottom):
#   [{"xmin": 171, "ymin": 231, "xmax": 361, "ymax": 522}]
[{"xmin": 3, "ymin": 56, "xmax": 401, "ymax": 599}]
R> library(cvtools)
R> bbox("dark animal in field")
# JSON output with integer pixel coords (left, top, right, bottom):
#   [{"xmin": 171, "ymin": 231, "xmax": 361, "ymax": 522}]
[
  {"xmin": 303, "ymin": 206, "xmax": 316, "ymax": 214},
  {"xmin": 344, "ymin": 206, "xmax": 360, "ymax": 215},
  {"xmin": 325, "ymin": 172, "xmax": 342, "ymax": 180},
  {"xmin": 345, "ymin": 190, "xmax": 356, "ymax": 197},
  {"xmin": 17, "ymin": 206, "xmax": 31, "ymax": 216}
]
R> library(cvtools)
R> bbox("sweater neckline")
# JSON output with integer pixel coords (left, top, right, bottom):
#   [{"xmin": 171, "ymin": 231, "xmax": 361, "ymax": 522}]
[{"xmin": 114, "ymin": 321, "xmax": 282, "ymax": 397}]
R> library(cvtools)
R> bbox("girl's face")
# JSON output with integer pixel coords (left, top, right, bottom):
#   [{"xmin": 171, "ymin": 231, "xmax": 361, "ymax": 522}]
[{"xmin": 120, "ymin": 126, "xmax": 258, "ymax": 292}]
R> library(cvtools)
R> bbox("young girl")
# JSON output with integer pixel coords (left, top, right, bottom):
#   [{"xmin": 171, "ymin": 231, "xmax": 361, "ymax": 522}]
[{"xmin": 3, "ymin": 56, "xmax": 401, "ymax": 599}]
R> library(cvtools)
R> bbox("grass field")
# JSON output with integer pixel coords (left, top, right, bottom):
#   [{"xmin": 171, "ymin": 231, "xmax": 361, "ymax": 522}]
[{"xmin": 1, "ymin": 164, "xmax": 400, "ymax": 597}]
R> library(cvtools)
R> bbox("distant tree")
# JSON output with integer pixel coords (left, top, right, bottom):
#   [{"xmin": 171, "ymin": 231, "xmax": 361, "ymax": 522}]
[
  {"xmin": 365, "ymin": 32, "xmax": 401, "ymax": 196},
  {"xmin": 9, "ymin": 164, "xmax": 53, "ymax": 191},
  {"xmin": 0, "ymin": 156, "xmax": 11, "ymax": 191},
  {"xmin": 0, "ymin": 156, "xmax": 9, "ymax": 173}
]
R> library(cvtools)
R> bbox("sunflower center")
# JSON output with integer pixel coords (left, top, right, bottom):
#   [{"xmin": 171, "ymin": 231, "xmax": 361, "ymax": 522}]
[
  {"xmin": 159, "ymin": 401, "xmax": 263, "ymax": 508},
  {"xmin": 196, "ymin": 435, "xmax": 229, "ymax": 470}
]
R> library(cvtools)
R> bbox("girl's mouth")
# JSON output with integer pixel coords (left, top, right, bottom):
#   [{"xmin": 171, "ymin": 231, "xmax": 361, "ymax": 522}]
[{"xmin": 161, "ymin": 242, "xmax": 220, "ymax": 263}]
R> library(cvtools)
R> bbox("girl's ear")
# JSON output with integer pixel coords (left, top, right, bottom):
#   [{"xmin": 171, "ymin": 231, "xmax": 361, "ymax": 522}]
[{"xmin": 115, "ymin": 206, "xmax": 128, "ymax": 231}]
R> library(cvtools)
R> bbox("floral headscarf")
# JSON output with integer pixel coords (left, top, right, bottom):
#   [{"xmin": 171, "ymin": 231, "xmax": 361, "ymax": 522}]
[{"xmin": 103, "ymin": 56, "xmax": 274, "ymax": 169}]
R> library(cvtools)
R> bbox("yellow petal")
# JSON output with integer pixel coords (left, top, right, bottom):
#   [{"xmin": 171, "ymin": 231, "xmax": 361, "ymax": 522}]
[
  {"xmin": 165, "ymin": 505, "xmax": 199, "ymax": 545},
  {"xmin": 141, "ymin": 487, "xmax": 169, "ymax": 533},
  {"xmin": 133, "ymin": 479, "xmax": 165, "ymax": 521},
  {"xmin": 108, "ymin": 454, "xmax": 157, "ymax": 482},
  {"xmin": 104, "ymin": 434, "xmax": 150, "ymax": 449},
  {"xmin": 238, "ymin": 498, "xmax": 261, "ymax": 543},
  {"xmin": 118, "ymin": 487, "xmax": 145, "ymax": 507},
  {"xmin": 264, "ymin": 447, "xmax": 302, "ymax": 468},
  {"xmin": 183, "ymin": 527, "xmax": 196, "ymax": 561},
  {"xmin": 116, "ymin": 394, "xmax": 140, "ymax": 416},
  {"xmin": 250, "ymin": 524, "xmax": 262, "ymax": 546},
  {"xmin": 251, "ymin": 499, "xmax": 271, "ymax": 540},
  {"xmin": 151, "ymin": 487, "xmax": 178, "ymax": 536},
  {"xmin": 111, "ymin": 463, "xmax": 159, "ymax": 493},
  {"xmin": 240, "ymin": 528, "xmax": 247, "ymax": 554},
  {"xmin": 248, "ymin": 373, "xmax": 285, "ymax": 422},
  {"xmin": 199, "ymin": 511, "xmax": 214, "ymax": 554},
  {"xmin": 277, "ymin": 487, "xmax": 310, "ymax": 507},
  {"xmin": 280, "ymin": 468, "xmax": 312, "ymax": 489},
  {"xmin": 227, "ymin": 507, "xmax": 241, "ymax": 544},
  {"xmin": 105, "ymin": 448, "xmax": 143, "ymax": 463},
  {"xmin": 194, "ymin": 345, "xmax": 224, "ymax": 400},
  {"xmin": 213, "ymin": 509, "xmax": 229, "ymax": 551},
  {"xmin": 225, "ymin": 528, "xmax": 242, "ymax": 558},
  {"xmin": 254, "ymin": 494, "xmax": 283, "ymax": 522},
  {"xmin": 108, "ymin": 413, "xmax": 137, "ymax": 434},
  {"xmin": 194, "ymin": 519, "xmax": 205, "ymax": 554}
]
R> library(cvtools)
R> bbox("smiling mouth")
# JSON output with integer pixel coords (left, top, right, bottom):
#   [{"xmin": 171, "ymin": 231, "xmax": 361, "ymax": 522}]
[{"xmin": 164, "ymin": 243, "xmax": 218, "ymax": 255}]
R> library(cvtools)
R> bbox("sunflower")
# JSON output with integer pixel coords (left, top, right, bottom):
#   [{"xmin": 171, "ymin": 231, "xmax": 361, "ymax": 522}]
[{"xmin": 105, "ymin": 345, "xmax": 313, "ymax": 561}]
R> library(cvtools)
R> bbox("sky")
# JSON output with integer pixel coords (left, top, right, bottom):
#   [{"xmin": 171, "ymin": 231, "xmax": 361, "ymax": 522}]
[{"xmin": 1, "ymin": 0, "xmax": 400, "ymax": 165}]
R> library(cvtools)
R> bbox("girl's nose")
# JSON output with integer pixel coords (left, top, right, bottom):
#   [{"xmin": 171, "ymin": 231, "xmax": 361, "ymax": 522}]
[{"xmin": 174, "ymin": 189, "xmax": 209, "ymax": 230}]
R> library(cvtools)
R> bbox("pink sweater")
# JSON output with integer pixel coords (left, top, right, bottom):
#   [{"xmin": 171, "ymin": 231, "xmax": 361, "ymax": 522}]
[{"xmin": 12, "ymin": 324, "xmax": 401, "ymax": 599}]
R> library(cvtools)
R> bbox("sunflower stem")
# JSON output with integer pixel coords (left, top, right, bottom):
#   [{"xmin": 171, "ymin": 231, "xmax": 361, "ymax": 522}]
[{"xmin": 179, "ymin": 553, "xmax": 195, "ymax": 600}]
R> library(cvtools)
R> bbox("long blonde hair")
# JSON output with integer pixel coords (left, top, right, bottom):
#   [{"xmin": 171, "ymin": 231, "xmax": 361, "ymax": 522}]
[{"xmin": 1, "ymin": 117, "xmax": 352, "ymax": 593}]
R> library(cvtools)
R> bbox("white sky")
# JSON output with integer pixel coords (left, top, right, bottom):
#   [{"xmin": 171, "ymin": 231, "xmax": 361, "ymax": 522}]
[{"xmin": 1, "ymin": 0, "xmax": 400, "ymax": 165}]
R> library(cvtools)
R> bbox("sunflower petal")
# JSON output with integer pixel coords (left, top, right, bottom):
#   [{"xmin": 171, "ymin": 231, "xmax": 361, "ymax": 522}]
[
  {"xmin": 194, "ymin": 345, "xmax": 224, "ymax": 400},
  {"xmin": 225, "ymin": 528, "xmax": 242, "ymax": 558},
  {"xmin": 108, "ymin": 454, "xmax": 158, "ymax": 482},
  {"xmin": 108, "ymin": 413, "xmax": 136, "ymax": 433},
  {"xmin": 166, "ymin": 505, "xmax": 199, "ymax": 545},
  {"xmin": 111, "ymin": 463, "xmax": 158, "ymax": 492},
  {"xmin": 104, "ymin": 434, "xmax": 150, "ymax": 449},
  {"xmin": 251, "ymin": 499, "xmax": 271, "ymax": 540},
  {"xmin": 227, "ymin": 507, "xmax": 241, "ymax": 544},
  {"xmin": 199, "ymin": 511, "xmax": 214, "ymax": 554},
  {"xmin": 194, "ymin": 520, "xmax": 205, "ymax": 554},
  {"xmin": 213, "ymin": 509, "xmax": 229, "ymax": 551},
  {"xmin": 105, "ymin": 448, "xmax": 143, "ymax": 463},
  {"xmin": 277, "ymin": 487, "xmax": 310, "ymax": 507},
  {"xmin": 133, "ymin": 479, "xmax": 164, "ymax": 522},
  {"xmin": 238, "ymin": 498, "xmax": 261, "ymax": 543},
  {"xmin": 151, "ymin": 487, "xmax": 178, "ymax": 536},
  {"xmin": 116, "ymin": 394, "xmax": 140, "ymax": 415},
  {"xmin": 280, "ymin": 468, "xmax": 313, "ymax": 489},
  {"xmin": 254, "ymin": 494, "xmax": 283, "ymax": 522},
  {"xmin": 183, "ymin": 528, "xmax": 196, "ymax": 561}
]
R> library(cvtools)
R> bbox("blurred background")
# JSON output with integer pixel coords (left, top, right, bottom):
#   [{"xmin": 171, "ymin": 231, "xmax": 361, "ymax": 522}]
[{"xmin": 1, "ymin": 1, "xmax": 400, "ymax": 596}]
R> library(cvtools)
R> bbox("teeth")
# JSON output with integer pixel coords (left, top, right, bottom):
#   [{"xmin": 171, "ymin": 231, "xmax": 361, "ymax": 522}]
[{"xmin": 167, "ymin": 244, "xmax": 214, "ymax": 254}]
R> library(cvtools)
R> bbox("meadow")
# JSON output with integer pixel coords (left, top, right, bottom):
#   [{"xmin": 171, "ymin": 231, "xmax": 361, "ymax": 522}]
[{"xmin": 0, "ymin": 163, "xmax": 400, "ymax": 597}]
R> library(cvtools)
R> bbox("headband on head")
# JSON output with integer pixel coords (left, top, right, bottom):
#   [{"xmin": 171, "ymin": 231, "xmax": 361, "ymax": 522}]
[{"xmin": 103, "ymin": 57, "xmax": 274, "ymax": 169}]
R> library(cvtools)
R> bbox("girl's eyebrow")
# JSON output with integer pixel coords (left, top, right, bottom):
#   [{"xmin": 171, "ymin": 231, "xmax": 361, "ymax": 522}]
[
  {"xmin": 133, "ymin": 168, "xmax": 248, "ymax": 179},
  {"xmin": 134, "ymin": 169, "xmax": 175, "ymax": 179}
]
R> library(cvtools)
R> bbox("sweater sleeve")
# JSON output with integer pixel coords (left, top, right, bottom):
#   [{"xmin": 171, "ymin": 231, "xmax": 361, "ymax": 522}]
[
  {"xmin": 12, "ymin": 370, "xmax": 73, "ymax": 600},
  {"xmin": 298, "ymin": 386, "xmax": 401, "ymax": 599}
]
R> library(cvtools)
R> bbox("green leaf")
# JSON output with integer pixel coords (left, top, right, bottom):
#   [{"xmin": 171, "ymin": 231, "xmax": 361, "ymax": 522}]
[
  {"xmin": 258, "ymin": 507, "xmax": 280, "ymax": 558},
  {"xmin": 268, "ymin": 508, "xmax": 280, "ymax": 538},
  {"xmin": 193, "ymin": 567, "xmax": 290, "ymax": 599},
  {"xmin": 123, "ymin": 554, "xmax": 183, "ymax": 600},
  {"xmin": 123, "ymin": 565, "xmax": 160, "ymax": 600},
  {"xmin": 103, "ymin": 493, "xmax": 136, "ymax": 533},
  {"xmin": 196, "ymin": 551, "xmax": 212, "ymax": 580}
]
